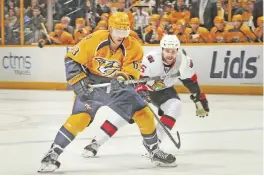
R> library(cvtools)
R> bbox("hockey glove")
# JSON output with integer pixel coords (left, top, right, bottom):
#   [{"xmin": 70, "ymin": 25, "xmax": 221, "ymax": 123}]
[
  {"xmin": 135, "ymin": 84, "xmax": 153, "ymax": 103},
  {"xmin": 190, "ymin": 93, "xmax": 209, "ymax": 118},
  {"xmin": 110, "ymin": 72, "xmax": 129, "ymax": 92},
  {"xmin": 68, "ymin": 72, "xmax": 94, "ymax": 102}
]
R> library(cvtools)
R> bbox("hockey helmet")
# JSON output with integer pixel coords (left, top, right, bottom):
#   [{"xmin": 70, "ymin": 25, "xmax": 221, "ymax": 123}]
[
  {"xmin": 160, "ymin": 34, "xmax": 180, "ymax": 49},
  {"xmin": 108, "ymin": 12, "xmax": 130, "ymax": 37}
]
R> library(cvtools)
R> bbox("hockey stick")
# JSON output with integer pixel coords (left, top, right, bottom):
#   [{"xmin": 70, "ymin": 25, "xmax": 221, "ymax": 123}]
[
  {"xmin": 89, "ymin": 72, "xmax": 181, "ymax": 88},
  {"xmin": 147, "ymin": 103, "xmax": 181, "ymax": 149}
]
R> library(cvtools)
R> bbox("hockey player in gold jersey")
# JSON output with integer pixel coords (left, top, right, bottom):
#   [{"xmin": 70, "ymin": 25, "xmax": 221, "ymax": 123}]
[{"xmin": 38, "ymin": 12, "xmax": 176, "ymax": 173}]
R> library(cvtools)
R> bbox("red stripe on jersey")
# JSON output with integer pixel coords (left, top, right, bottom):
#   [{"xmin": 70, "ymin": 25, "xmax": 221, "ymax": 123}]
[
  {"xmin": 191, "ymin": 73, "xmax": 197, "ymax": 83},
  {"xmin": 160, "ymin": 115, "xmax": 176, "ymax": 130},
  {"xmin": 101, "ymin": 120, "xmax": 118, "ymax": 137},
  {"xmin": 200, "ymin": 93, "xmax": 206, "ymax": 100}
]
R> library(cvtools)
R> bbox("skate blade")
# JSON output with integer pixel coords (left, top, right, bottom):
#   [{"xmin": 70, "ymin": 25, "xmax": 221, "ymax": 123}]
[
  {"xmin": 38, "ymin": 163, "xmax": 58, "ymax": 173},
  {"xmin": 142, "ymin": 153, "xmax": 150, "ymax": 159},
  {"xmin": 82, "ymin": 150, "xmax": 96, "ymax": 158},
  {"xmin": 152, "ymin": 161, "xmax": 177, "ymax": 167}
]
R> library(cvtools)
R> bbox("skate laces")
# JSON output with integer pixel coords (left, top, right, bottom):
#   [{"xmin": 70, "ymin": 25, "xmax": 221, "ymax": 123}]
[
  {"xmin": 45, "ymin": 148, "xmax": 59, "ymax": 161},
  {"xmin": 152, "ymin": 148, "xmax": 169, "ymax": 159},
  {"xmin": 89, "ymin": 139, "xmax": 99, "ymax": 150}
]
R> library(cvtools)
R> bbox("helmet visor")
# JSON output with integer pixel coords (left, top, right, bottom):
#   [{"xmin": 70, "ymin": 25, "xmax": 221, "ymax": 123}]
[{"xmin": 112, "ymin": 28, "xmax": 130, "ymax": 38}]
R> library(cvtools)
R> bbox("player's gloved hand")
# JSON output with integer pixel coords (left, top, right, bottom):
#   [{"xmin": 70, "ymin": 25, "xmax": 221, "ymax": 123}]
[
  {"xmin": 135, "ymin": 84, "xmax": 153, "ymax": 103},
  {"xmin": 69, "ymin": 76, "xmax": 94, "ymax": 102},
  {"xmin": 190, "ymin": 93, "xmax": 209, "ymax": 118},
  {"xmin": 110, "ymin": 72, "xmax": 129, "ymax": 92}
]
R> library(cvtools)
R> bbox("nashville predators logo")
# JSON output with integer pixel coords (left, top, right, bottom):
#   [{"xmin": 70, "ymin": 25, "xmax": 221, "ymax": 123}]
[
  {"xmin": 95, "ymin": 58, "xmax": 120, "ymax": 76},
  {"xmin": 151, "ymin": 80, "xmax": 166, "ymax": 90}
]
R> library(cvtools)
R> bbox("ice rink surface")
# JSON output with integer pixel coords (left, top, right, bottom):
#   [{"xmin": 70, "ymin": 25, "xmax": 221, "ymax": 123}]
[{"xmin": 0, "ymin": 89, "xmax": 263, "ymax": 175}]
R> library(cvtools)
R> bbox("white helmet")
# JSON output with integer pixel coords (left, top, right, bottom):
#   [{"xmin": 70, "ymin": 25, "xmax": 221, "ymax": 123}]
[{"xmin": 160, "ymin": 34, "xmax": 180, "ymax": 49}]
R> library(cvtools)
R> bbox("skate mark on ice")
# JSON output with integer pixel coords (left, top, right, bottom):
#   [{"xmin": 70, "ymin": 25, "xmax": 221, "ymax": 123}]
[{"xmin": 0, "ymin": 127, "xmax": 262, "ymax": 146}]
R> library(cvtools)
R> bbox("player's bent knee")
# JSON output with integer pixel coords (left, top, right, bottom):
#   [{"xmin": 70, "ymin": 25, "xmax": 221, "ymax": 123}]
[
  {"xmin": 132, "ymin": 106, "xmax": 156, "ymax": 135},
  {"xmin": 160, "ymin": 98, "xmax": 181, "ymax": 119},
  {"xmin": 63, "ymin": 113, "xmax": 92, "ymax": 136}
]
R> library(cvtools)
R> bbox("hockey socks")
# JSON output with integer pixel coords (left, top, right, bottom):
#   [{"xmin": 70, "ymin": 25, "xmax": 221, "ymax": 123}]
[{"xmin": 53, "ymin": 126, "xmax": 76, "ymax": 155}]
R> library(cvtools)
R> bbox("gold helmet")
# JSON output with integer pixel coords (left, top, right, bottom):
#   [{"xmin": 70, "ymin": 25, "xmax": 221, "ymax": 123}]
[{"xmin": 108, "ymin": 12, "xmax": 130, "ymax": 30}]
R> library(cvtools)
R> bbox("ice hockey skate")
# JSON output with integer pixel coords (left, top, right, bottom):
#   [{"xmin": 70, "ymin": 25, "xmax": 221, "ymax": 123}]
[
  {"xmin": 150, "ymin": 145, "xmax": 176, "ymax": 167},
  {"xmin": 82, "ymin": 139, "xmax": 100, "ymax": 158},
  {"xmin": 143, "ymin": 140, "xmax": 176, "ymax": 167},
  {"xmin": 38, "ymin": 145, "xmax": 61, "ymax": 173}
]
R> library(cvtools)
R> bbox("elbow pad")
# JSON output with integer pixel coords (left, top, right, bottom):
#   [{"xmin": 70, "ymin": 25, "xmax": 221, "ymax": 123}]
[{"xmin": 180, "ymin": 74, "xmax": 200, "ymax": 94}]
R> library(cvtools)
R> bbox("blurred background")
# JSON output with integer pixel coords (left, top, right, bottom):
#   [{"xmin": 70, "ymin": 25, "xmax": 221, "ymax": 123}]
[{"xmin": 0, "ymin": 0, "xmax": 263, "ymax": 45}]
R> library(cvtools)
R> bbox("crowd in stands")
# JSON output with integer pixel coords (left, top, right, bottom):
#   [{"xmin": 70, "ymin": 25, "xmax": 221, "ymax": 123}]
[{"xmin": 1, "ymin": 0, "xmax": 263, "ymax": 45}]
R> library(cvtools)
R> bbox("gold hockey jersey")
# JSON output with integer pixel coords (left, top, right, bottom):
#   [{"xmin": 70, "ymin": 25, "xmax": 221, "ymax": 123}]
[{"xmin": 65, "ymin": 30, "xmax": 143, "ymax": 79}]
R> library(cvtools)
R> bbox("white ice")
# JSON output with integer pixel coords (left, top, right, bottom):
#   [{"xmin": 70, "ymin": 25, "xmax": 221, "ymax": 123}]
[{"xmin": 0, "ymin": 90, "xmax": 263, "ymax": 175}]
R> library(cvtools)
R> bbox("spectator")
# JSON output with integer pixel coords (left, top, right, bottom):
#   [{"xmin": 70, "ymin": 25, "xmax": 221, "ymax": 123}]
[
  {"xmin": 163, "ymin": 1, "xmax": 174, "ymax": 16},
  {"xmin": 51, "ymin": 0, "xmax": 63, "ymax": 21},
  {"xmin": 39, "ymin": 23, "xmax": 74, "ymax": 46},
  {"xmin": 173, "ymin": 19, "xmax": 189, "ymax": 43},
  {"xmin": 25, "ymin": 0, "xmax": 45, "ymax": 18},
  {"xmin": 133, "ymin": 7, "xmax": 149, "ymax": 39},
  {"xmin": 186, "ymin": 17, "xmax": 212, "ymax": 43},
  {"xmin": 125, "ymin": 11, "xmax": 134, "ymax": 32},
  {"xmin": 253, "ymin": 0, "xmax": 263, "ymax": 28},
  {"xmin": 140, "ymin": 0, "xmax": 156, "ymax": 7},
  {"xmin": 60, "ymin": 16, "xmax": 74, "ymax": 36},
  {"xmin": 231, "ymin": 0, "xmax": 244, "ymax": 16},
  {"xmin": 172, "ymin": 0, "xmax": 191, "ymax": 23},
  {"xmin": 210, "ymin": 16, "xmax": 232, "ymax": 43},
  {"xmin": 27, "ymin": 7, "xmax": 46, "ymax": 43},
  {"xmin": 94, "ymin": 20, "xmax": 108, "ymax": 31},
  {"xmin": 190, "ymin": 0, "xmax": 218, "ymax": 30},
  {"xmin": 240, "ymin": 0, "xmax": 254, "ymax": 30},
  {"xmin": 227, "ymin": 14, "xmax": 256, "ymax": 42},
  {"xmin": 5, "ymin": 8, "xmax": 19, "ymax": 44},
  {"xmin": 74, "ymin": 18, "xmax": 92, "ymax": 43},
  {"xmin": 97, "ymin": 0, "xmax": 111, "ymax": 16},
  {"xmin": 159, "ymin": 14, "xmax": 173, "ymax": 34},
  {"xmin": 5, "ymin": 8, "xmax": 17, "ymax": 28},
  {"xmin": 101, "ymin": 13, "xmax": 109, "ymax": 22},
  {"xmin": 144, "ymin": 14, "xmax": 163, "ymax": 44},
  {"xmin": 253, "ymin": 16, "xmax": 263, "ymax": 42},
  {"xmin": 6, "ymin": 0, "xmax": 17, "ymax": 11},
  {"xmin": 216, "ymin": 0, "xmax": 224, "ymax": 18}
]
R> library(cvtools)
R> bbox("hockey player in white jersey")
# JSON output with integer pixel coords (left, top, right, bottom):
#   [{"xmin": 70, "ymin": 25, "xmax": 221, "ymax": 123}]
[
  {"xmin": 134, "ymin": 34, "xmax": 209, "ymax": 150},
  {"xmin": 82, "ymin": 34, "xmax": 209, "ymax": 158}
]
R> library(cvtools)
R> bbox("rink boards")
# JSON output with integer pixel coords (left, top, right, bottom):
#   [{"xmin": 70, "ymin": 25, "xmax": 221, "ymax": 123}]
[{"xmin": 0, "ymin": 44, "xmax": 263, "ymax": 95}]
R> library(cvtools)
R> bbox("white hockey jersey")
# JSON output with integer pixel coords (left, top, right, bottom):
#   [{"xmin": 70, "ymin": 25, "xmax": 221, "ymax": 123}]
[{"xmin": 141, "ymin": 49, "xmax": 196, "ymax": 91}]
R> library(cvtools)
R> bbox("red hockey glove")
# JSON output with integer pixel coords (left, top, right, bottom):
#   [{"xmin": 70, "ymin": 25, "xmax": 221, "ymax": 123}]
[{"xmin": 135, "ymin": 84, "xmax": 153, "ymax": 103}]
